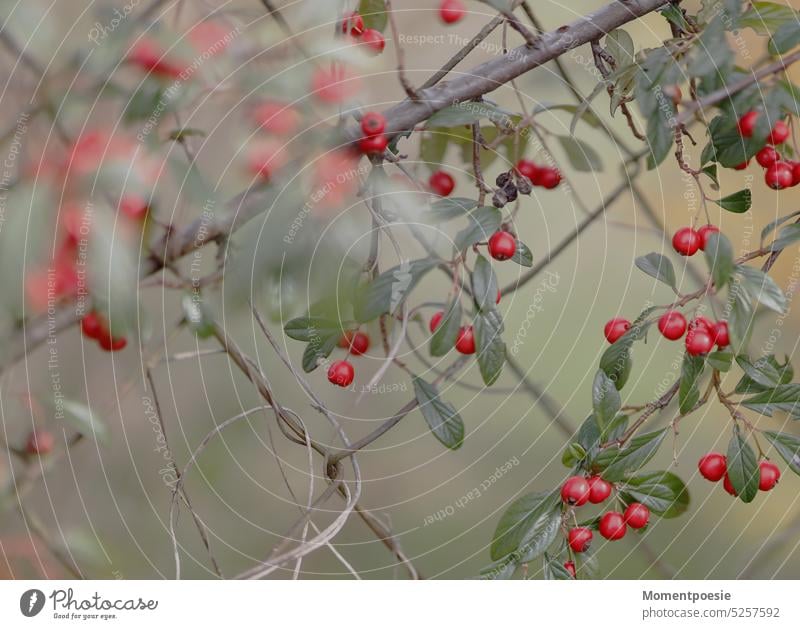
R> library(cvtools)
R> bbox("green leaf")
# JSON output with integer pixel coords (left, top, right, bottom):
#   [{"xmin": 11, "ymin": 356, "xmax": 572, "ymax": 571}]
[
  {"xmin": 736, "ymin": 355, "xmax": 783, "ymax": 389},
  {"xmin": 61, "ymin": 401, "xmax": 109, "ymax": 445},
  {"xmin": 475, "ymin": 309, "xmax": 506, "ymax": 386},
  {"xmin": 557, "ymin": 135, "xmax": 603, "ymax": 172},
  {"xmin": 426, "ymin": 102, "xmax": 507, "ymax": 128},
  {"xmin": 605, "ymin": 29, "xmax": 635, "ymax": 67},
  {"xmin": 769, "ymin": 21, "xmax": 800, "ymax": 55},
  {"xmin": 704, "ymin": 232, "xmax": 734, "ymax": 290},
  {"xmin": 454, "ymin": 207, "xmax": 502, "ymax": 251},
  {"xmin": 413, "ymin": 377, "xmax": 465, "ymax": 450},
  {"xmin": 430, "ymin": 299, "xmax": 462, "ymax": 357},
  {"xmin": 490, "ymin": 491, "xmax": 560, "ymax": 561},
  {"xmin": 762, "ymin": 431, "xmax": 800, "ymax": 475},
  {"xmin": 769, "ymin": 223, "xmax": 800, "ymax": 251},
  {"xmin": 181, "ymin": 294, "xmax": 215, "ymax": 339},
  {"xmin": 619, "ymin": 471, "xmax": 689, "ymax": 518},
  {"xmin": 735, "ymin": 355, "xmax": 793, "ymax": 393},
  {"xmin": 428, "ymin": 197, "xmax": 478, "ymax": 222},
  {"xmin": 679, "ymin": 353, "xmax": 705, "ymax": 414},
  {"xmin": 593, "ymin": 428, "xmax": 668, "ymax": 482},
  {"xmin": 635, "ymin": 253, "xmax": 677, "ymax": 290},
  {"xmin": 741, "ymin": 384, "xmax": 800, "ymax": 418},
  {"xmin": 707, "ymin": 350, "xmax": 734, "ymax": 372},
  {"xmin": 592, "ymin": 370, "xmax": 621, "ymax": 430},
  {"xmin": 284, "ymin": 317, "xmax": 342, "ymax": 341},
  {"xmin": 739, "ymin": 1, "xmax": 797, "ymax": 35},
  {"xmin": 715, "ymin": 189, "xmax": 752, "ymax": 213},
  {"xmin": 510, "ymin": 240, "xmax": 533, "ymax": 267},
  {"xmin": 598, "ymin": 308, "xmax": 655, "ymax": 389},
  {"xmin": 703, "ymin": 115, "xmax": 763, "ymax": 167},
  {"xmin": 358, "ymin": 0, "xmax": 387, "ymax": 31},
  {"xmin": 543, "ymin": 554, "xmax": 575, "ymax": 580},
  {"xmin": 301, "ymin": 334, "xmax": 339, "ymax": 373},
  {"xmin": 354, "ymin": 258, "xmax": 438, "ymax": 322},
  {"xmin": 737, "ymin": 265, "xmax": 787, "ymax": 314},
  {"xmin": 760, "ymin": 210, "xmax": 800, "ymax": 245},
  {"xmin": 471, "ymin": 254, "xmax": 498, "ymax": 312},
  {"xmin": 727, "ymin": 426, "xmax": 760, "ymax": 503}
]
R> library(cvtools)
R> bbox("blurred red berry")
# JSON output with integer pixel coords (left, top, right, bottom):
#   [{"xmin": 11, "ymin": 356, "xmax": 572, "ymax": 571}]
[{"xmin": 429, "ymin": 170, "xmax": 455, "ymax": 196}]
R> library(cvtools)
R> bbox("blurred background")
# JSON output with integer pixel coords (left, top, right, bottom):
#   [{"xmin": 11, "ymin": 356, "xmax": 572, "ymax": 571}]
[{"xmin": 0, "ymin": 0, "xmax": 799, "ymax": 579}]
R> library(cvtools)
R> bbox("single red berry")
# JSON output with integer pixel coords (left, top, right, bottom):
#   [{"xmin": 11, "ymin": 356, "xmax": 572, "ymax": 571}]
[
  {"xmin": 604, "ymin": 318, "xmax": 630, "ymax": 344},
  {"xmin": 568, "ymin": 527, "xmax": 593, "ymax": 553},
  {"xmin": 792, "ymin": 161, "xmax": 800, "ymax": 187},
  {"xmin": 361, "ymin": 29, "xmax": 385, "ymax": 55},
  {"xmin": 327, "ymin": 360, "xmax": 354, "ymax": 387},
  {"xmin": 488, "ymin": 231, "xmax": 516, "ymax": 261},
  {"xmin": 768, "ymin": 120, "xmax": 790, "ymax": 145},
  {"xmin": 759, "ymin": 460, "xmax": 781, "ymax": 491},
  {"xmin": 733, "ymin": 160, "xmax": 749, "ymax": 170},
  {"xmin": 429, "ymin": 170, "xmax": 455, "ymax": 196},
  {"xmin": 360, "ymin": 111, "xmax": 386, "ymax": 136},
  {"xmin": 723, "ymin": 473, "xmax": 737, "ymax": 496},
  {"xmin": 756, "ymin": 146, "xmax": 781, "ymax": 168},
  {"xmin": 624, "ymin": 503, "xmax": 650, "ymax": 529},
  {"xmin": 538, "ymin": 167, "xmax": 561, "ymax": 189},
  {"xmin": 515, "ymin": 159, "xmax": 539, "ymax": 182},
  {"xmin": 714, "ymin": 321, "xmax": 730, "ymax": 348},
  {"xmin": 685, "ymin": 326, "xmax": 714, "ymax": 356},
  {"xmin": 439, "ymin": 0, "xmax": 466, "ymax": 24},
  {"xmin": 560, "ymin": 476, "xmax": 591, "ymax": 506},
  {"xmin": 689, "ymin": 316, "xmax": 715, "ymax": 334},
  {"xmin": 699, "ymin": 453, "xmax": 727, "ymax": 482},
  {"xmin": 455, "ymin": 325, "xmax": 475, "ymax": 354},
  {"xmin": 672, "ymin": 227, "xmax": 701, "ymax": 256},
  {"xmin": 765, "ymin": 161, "xmax": 794, "ymax": 190},
  {"xmin": 658, "ymin": 310, "xmax": 687, "ymax": 341},
  {"xmin": 587, "ymin": 476, "xmax": 613, "ymax": 504},
  {"xmin": 341, "ymin": 11, "xmax": 364, "ymax": 36},
  {"xmin": 81, "ymin": 312, "xmax": 103, "ymax": 340},
  {"xmin": 429, "ymin": 311, "xmax": 444, "ymax": 333},
  {"xmin": 737, "ymin": 111, "xmax": 759, "ymax": 138},
  {"xmin": 598, "ymin": 511, "xmax": 627, "ymax": 540},
  {"xmin": 697, "ymin": 224, "xmax": 720, "ymax": 250},
  {"xmin": 98, "ymin": 333, "xmax": 127, "ymax": 352},
  {"xmin": 119, "ymin": 195, "xmax": 149, "ymax": 221},
  {"xmin": 25, "ymin": 429, "xmax": 55, "ymax": 455},
  {"xmin": 564, "ymin": 560, "xmax": 576, "ymax": 578},
  {"xmin": 339, "ymin": 331, "xmax": 370, "ymax": 355},
  {"xmin": 358, "ymin": 133, "xmax": 388, "ymax": 155}
]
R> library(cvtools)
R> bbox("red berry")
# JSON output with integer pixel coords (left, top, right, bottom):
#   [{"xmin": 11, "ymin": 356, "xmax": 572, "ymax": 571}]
[
  {"xmin": 538, "ymin": 167, "xmax": 561, "ymax": 189},
  {"xmin": 685, "ymin": 326, "xmax": 714, "ymax": 356},
  {"xmin": 587, "ymin": 476, "xmax": 612, "ymax": 504},
  {"xmin": 358, "ymin": 133, "xmax": 388, "ymax": 155},
  {"xmin": 25, "ymin": 429, "xmax": 54, "ymax": 455},
  {"xmin": 361, "ymin": 29, "xmax": 385, "ymax": 55},
  {"xmin": 439, "ymin": 0, "xmax": 466, "ymax": 24},
  {"xmin": 737, "ymin": 111, "xmax": 759, "ymax": 138},
  {"xmin": 488, "ymin": 231, "xmax": 516, "ymax": 261},
  {"xmin": 756, "ymin": 146, "xmax": 781, "ymax": 167},
  {"xmin": 765, "ymin": 161, "xmax": 794, "ymax": 190},
  {"xmin": 564, "ymin": 560, "xmax": 576, "ymax": 578},
  {"xmin": 128, "ymin": 38, "xmax": 185, "ymax": 78},
  {"xmin": 698, "ymin": 452, "xmax": 727, "ymax": 482},
  {"xmin": 624, "ymin": 503, "xmax": 650, "ymax": 529},
  {"xmin": 119, "ymin": 195, "xmax": 149, "ymax": 221},
  {"xmin": 568, "ymin": 527, "xmax": 593, "ymax": 553},
  {"xmin": 429, "ymin": 170, "xmax": 455, "ymax": 196},
  {"xmin": 723, "ymin": 473, "xmax": 737, "ymax": 496},
  {"xmin": 429, "ymin": 311, "xmax": 444, "ymax": 333},
  {"xmin": 455, "ymin": 325, "xmax": 475, "ymax": 354},
  {"xmin": 658, "ymin": 310, "xmax": 687, "ymax": 341},
  {"xmin": 598, "ymin": 511, "xmax": 627, "ymax": 540},
  {"xmin": 81, "ymin": 312, "xmax": 103, "ymax": 340},
  {"xmin": 339, "ymin": 331, "xmax": 370, "ymax": 355},
  {"xmin": 341, "ymin": 11, "xmax": 364, "ymax": 36},
  {"xmin": 515, "ymin": 159, "xmax": 539, "ymax": 182},
  {"xmin": 496, "ymin": 289, "xmax": 501, "ymax": 305},
  {"xmin": 714, "ymin": 321, "xmax": 730, "ymax": 348},
  {"xmin": 98, "ymin": 333, "xmax": 127, "ymax": 352},
  {"xmin": 697, "ymin": 224, "xmax": 720, "ymax": 250},
  {"xmin": 560, "ymin": 476, "xmax": 591, "ymax": 506},
  {"xmin": 672, "ymin": 227, "xmax": 701, "ymax": 256},
  {"xmin": 768, "ymin": 120, "xmax": 790, "ymax": 145},
  {"xmin": 759, "ymin": 461, "xmax": 781, "ymax": 491},
  {"xmin": 604, "ymin": 318, "xmax": 630, "ymax": 344},
  {"xmin": 689, "ymin": 316, "xmax": 715, "ymax": 333},
  {"xmin": 327, "ymin": 360, "xmax": 354, "ymax": 387},
  {"xmin": 361, "ymin": 111, "xmax": 386, "ymax": 136},
  {"xmin": 733, "ymin": 160, "xmax": 749, "ymax": 170},
  {"xmin": 792, "ymin": 161, "xmax": 800, "ymax": 186}
]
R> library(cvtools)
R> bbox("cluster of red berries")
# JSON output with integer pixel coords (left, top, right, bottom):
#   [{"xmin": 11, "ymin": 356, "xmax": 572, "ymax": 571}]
[
  {"xmin": 698, "ymin": 452, "xmax": 781, "ymax": 496},
  {"xmin": 81, "ymin": 311, "xmax": 128, "ymax": 352},
  {"xmin": 671, "ymin": 223, "xmax": 719, "ymax": 257},
  {"xmin": 439, "ymin": 0, "xmax": 466, "ymax": 24},
  {"xmin": 515, "ymin": 159, "xmax": 562, "ymax": 190},
  {"xmin": 358, "ymin": 111, "xmax": 389, "ymax": 155},
  {"xmin": 340, "ymin": 11, "xmax": 385, "ymax": 55},
  {"xmin": 605, "ymin": 313, "xmax": 728, "ymax": 356},
  {"xmin": 429, "ymin": 170, "xmax": 455, "ymax": 196},
  {"xmin": 561, "ymin": 476, "xmax": 650, "ymax": 560},
  {"xmin": 736, "ymin": 111, "xmax": 800, "ymax": 190},
  {"xmin": 327, "ymin": 331, "xmax": 371, "ymax": 387}
]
